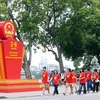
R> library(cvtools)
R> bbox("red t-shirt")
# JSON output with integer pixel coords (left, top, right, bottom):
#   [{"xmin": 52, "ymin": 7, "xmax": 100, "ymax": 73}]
[
  {"xmin": 65, "ymin": 72, "xmax": 72, "ymax": 83},
  {"xmin": 93, "ymin": 72, "xmax": 99, "ymax": 80},
  {"xmin": 99, "ymin": 74, "xmax": 100, "ymax": 80},
  {"xmin": 52, "ymin": 74, "xmax": 60, "ymax": 84},
  {"xmin": 79, "ymin": 72, "xmax": 86, "ymax": 83},
  {"xmin": 86, "ymin": 71, "xmax": 92, "ymax": 81},
  {"xmin": 42, "ymin": 71, "xmax": 49, "ymax": 84},
  {"xmin": 72, "ymin": 72, "xmax": 77, "ymax": 83}
]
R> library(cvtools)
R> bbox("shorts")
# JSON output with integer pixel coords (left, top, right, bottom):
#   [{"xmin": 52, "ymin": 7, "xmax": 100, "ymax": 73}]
[
  {"xmin": 42, "ymin": 83, "xmax": 49, "ymax": 88},
  {"xmin": 66, "ymin": 83, "xmax": 72, "ymax": 87},
  {"xmin": 72, "ymin": 83, "xmax": 77, "ymax": 87}
]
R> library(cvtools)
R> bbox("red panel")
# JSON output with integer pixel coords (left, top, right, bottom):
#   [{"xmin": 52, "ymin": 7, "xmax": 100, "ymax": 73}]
[{"xmin": 1, "ymin": 39, "xmax": 24, "ymax": 79}]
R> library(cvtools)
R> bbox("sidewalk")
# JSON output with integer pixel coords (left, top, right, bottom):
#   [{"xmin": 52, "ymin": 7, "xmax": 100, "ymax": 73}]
[
  {"xmin": 0, "ymin": 85, "xmax": 99, "ymax": 99},
  {"xmin": 0, "ymin": 85, "xmax": 66, "ymax": 99}
]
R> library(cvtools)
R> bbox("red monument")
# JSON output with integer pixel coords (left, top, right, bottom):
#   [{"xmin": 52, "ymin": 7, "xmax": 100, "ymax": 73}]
[{"xmin": 0, "ymin": 20, "xmax": 42, "ymax": 92}]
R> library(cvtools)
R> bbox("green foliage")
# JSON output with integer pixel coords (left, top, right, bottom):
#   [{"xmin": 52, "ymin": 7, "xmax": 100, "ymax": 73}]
[
  {"xmin": 4, "ymin": 0, "xmax": 46, "ymax": 51},
  {"xmin": 0, "ymin": 0, "xmax": 100, "ymax": 70},
  {"xmin": 73, "ymin": 57, "xmax": 83, "ymax": 71},
  {"xmin": 82, "ymin": 54, "xmax": 93, "ymax": 69},
  {"xmin": 0, "ymin": 1, "xmax": 9, "ymax": 20},
  {"xmin": 60, "ymin": 0, "xmax": 100, "ymax": 61}
]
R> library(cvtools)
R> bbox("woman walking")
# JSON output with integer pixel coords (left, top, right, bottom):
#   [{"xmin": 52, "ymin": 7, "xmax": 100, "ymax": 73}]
[
  {"xmin": 50, "ymin": 70, "xmax": 61, "ymax": 95},
  {"xmin": 77, "ymin": 68, "xmax": 86, "ymax": 95},
  {"xmin": 93, "ymin": 69, "xmax": 99, "ymax": 92},
  {"xmin": 63, "ymin": 68, "xmax": 73, "ymax": 95}
]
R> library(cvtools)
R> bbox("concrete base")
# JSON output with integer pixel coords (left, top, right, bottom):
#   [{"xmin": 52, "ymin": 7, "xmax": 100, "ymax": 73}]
[{"xmin": 0, "ymin": 79, "xmax": 42, "ymax": 93}]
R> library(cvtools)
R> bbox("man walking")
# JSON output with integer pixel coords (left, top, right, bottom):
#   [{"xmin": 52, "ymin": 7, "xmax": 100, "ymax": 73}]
[
  {"xmin": 86, "ymin": 69, "xmax": 92, "ymax": 93},
  {"xmin": 78, "ymin": 68, "xmax": 86, "ymax": 95},
  {"xmin": 42, "ymin": 67, "xmax": 50, "ymax": 95}
]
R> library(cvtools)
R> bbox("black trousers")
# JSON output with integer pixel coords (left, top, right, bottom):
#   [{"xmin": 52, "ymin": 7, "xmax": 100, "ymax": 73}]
[
  {"xmin": 93, "ymin": 81, "xmax": 99, "ymax": 92},
  {"xmin": 53, "ymin": 84, "xmax": 58, "ymax": 94}
]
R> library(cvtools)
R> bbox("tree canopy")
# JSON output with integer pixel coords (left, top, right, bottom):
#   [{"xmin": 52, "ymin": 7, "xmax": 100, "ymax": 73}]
[
  {"xmin": 0, "ymin": 0, "xmax": 100, "ymax": 71},
  {"xmin": 59, "ymin": 0, "xmax": 100, "ymax": 63}
]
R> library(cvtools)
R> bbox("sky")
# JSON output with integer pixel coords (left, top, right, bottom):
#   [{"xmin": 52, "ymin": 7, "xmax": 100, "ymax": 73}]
[{"xmin": 30, "ymin": 48, "xmax": 75, "ymax": 69}]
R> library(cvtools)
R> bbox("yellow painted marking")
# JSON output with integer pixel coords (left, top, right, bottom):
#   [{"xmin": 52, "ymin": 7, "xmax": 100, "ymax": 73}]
[
  {"xmin": 5, "ymin": 56, "xmax": 22, "ymax": 59},
  {"xmin": 0, "ymin": 43, "xmax": 5, "ymax": 79},
  {"xmin": 0, "ymin": 79, "xmax": 40, "ymax": 84},
  {"xmin": 0, "ymin": 85, "xmax": 42, "ymax": 89}
]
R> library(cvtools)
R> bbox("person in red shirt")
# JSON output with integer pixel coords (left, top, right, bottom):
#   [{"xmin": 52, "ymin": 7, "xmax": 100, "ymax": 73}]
[
  {"xmin": 50, "ymin": 70, "xmax": 61, "ymax": 95},
  {"xmin": 42, "ymin": 67, "xmax": 50, "ymax": 95},
  {"xmin": 77, "ymin": 68, "xmax": 86, "ymax": 95},
  {"xmin": 72, "ymin": 70, "xmax": 77, "ymax": 93},
  {"xmin": 63, "ymin": 68, "xmax": 73, "ymax": 95},
  {"xmin": 93, "ymin": 69, "xmax": 99, "ymax": 92},
  {"xmin": 86, "ymin": 69, "xmax": 92, "ymax": 92}
]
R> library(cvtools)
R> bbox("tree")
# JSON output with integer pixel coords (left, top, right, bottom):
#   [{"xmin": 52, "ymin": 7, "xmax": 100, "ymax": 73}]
[
  {"xmin": 58, "ymin": 0, "xmax": 100, "ymax": 69},
  {"xmin": 73, "ymin": 57, "xmax": 82, "ymax": 71},
  {"xmin": 3, "ymin": 0, "xmax": 45, "ymax": 78},
  {"xmin": 38, "ymin": 0, "xmax": 73, "ymax": 72},
  {"xmin": 2, "ymin": 0, "xmax": 100, "ymax": 73}
]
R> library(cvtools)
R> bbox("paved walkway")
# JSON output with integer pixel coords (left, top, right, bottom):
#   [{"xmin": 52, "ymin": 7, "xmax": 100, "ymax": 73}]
[
  {"xmin": 0, "ymin": 85, "xmax": 100, "ymax": 100},
  {"xmin": 0, "ymin": 85, "xmax": 69, "ymax": 99}
]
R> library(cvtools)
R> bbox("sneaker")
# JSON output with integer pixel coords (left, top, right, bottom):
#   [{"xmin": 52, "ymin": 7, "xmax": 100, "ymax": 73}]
[
  {"xmin": 48, "ymin": 92, "xmax": 50, "ymax": 95},
  {"xmin": 69, "ymin": 92, "xmax": 73, "ymax": 95},
  {"xmin": 83, "ymin": 93, "xmax": 86, "ymax": 95},
  {"xmin": 77, "ymin": 92, "xmax": 81, "ymax": 95},
  {"xmin": 43, "ymin": 93, "xmax": 45, "ymax": 96},
  {"xmin": 52, "ymin": 94, "xmax": 55, "ymax": 96},
  {"xmin": 75, "ymin": 91, "xmax": 77, "ymax": 93},
  {"xmin": 87, "ymin": 91, "xmax": 89, "ymax": 93},
  {"xmin": 63, "ymin": 93, "xmax": 66, "ymax": 95}
]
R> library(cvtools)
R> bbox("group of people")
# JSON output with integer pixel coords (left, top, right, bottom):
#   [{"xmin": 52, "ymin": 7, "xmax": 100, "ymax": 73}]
[{"xmin": 41, "ymin": 67, "xmax": 100, "ymax": 95}]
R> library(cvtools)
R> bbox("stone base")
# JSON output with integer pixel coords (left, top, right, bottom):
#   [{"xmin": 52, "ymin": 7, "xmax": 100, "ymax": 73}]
[{"xmin": 0, "ymin": 79, "xmax": 42, "ymax": 93}]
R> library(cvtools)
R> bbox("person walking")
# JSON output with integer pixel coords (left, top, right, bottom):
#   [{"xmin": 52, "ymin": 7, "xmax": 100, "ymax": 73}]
[
  {"xmin": 86, "ymin": 69, "xmax": 93, "ymax": 93},
  {"xmin": 41, "ymin": 67, "xmax": 50, "ymax": 95},
  {"xmin": 49, "ymin": 70, "xmax": 54, "ymax": 86},
  {"xmin": 77, "ymin": 68, "xmax": 86, "ymax": 95},
  {"xmin": 50, "ymin": 70, "xmax": 61, "ymax": 95},
  {"xmin": 63, "ymin": 68, "xmax": 73, "ymax": 95},
  {"xmin": 60, "ymin": 70, "xmax": 65, "ymax": 83},
  {"xmin": 93, "ymin": 69, "xmax": 99, "ymax": 92},
  {"xmin": 72, "ymin": 70, "xmax": 77, "ymax": 93}
]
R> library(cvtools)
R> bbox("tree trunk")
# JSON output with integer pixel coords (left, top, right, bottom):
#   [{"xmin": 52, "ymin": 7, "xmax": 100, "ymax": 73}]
[
  {"xmin": 22, "ymin": 53, "xmax": 32, "ymax": 79},
  {"xmin": 21, "ymin": 31, "xmax": 32, "ymax": 79},
  {"xmin": 52, "ymin": 0, "xmax": 64, "ymax": 72},
  {"xmin": 18, "ymin": 31, "xmax": 32, "ymax": 79},
  {"xmin": 57, "ymin": 44, "xmax": 64, "ymax": 73},
  {"xmin": 28, "ymin": 31, "xmax": 32, "ymax": 65},
  {"xmin": 28, "ymin": 47, "xmax": 32, "ymax": 66}
]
